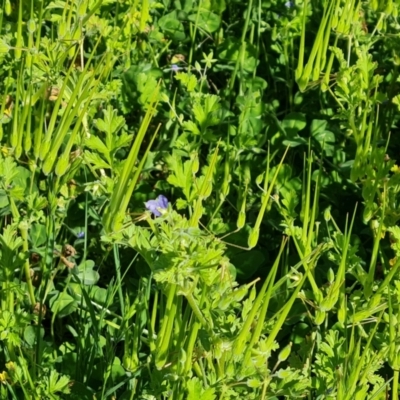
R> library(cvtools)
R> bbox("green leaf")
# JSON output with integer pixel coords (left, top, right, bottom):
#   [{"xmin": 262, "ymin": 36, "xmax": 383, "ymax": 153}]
[
  {"xmin": 158, "ymin": 11, "xmax": 186, "ymax": 41},
  {"xmin": 24, "ymin": 325, "xmax": 38, "ymax": 346},
  {"xmin": 218, "ymin": 39, "xmax": 258, "ymax": 71},
  {"xmin": 234, "ymin": 250, "xmax": 266, "ymax": 280},
  {"xmin": 310, "ymin": 119, "xmax": 335, "ymax": 155},
  {"xmin": 281, "ymin": 113, "xmax": 308, "ymax": 147},
  {"xmin": 281, "ymin": 112, "xmax": 307, "ymax": 133},
  {"xmin": 2, "ymin": 157, "xmax": 19, "ymax": 186},
  {"xmin": 183, "ymin": 120, "xmax": 201, "ymax": 135},
  {"xmin": 188, "ymin": 10, "xmax": 221, "ymax": 33},
  {"xmin": 92, "ymin": 287, "xmax": 108, "ymax": 305},
  {"xmin": 84, "ymin": 151, "xmax": 111, "ymax": 170},
  {"xmin": 95, "ymin": 106, "xmax": 125, "ymax": 136},
  {"xmin": 0, "ymin": 190, "xmax": 9, "ymax": 209},
  {"xmin": 76, "ymin": 259, "xmax": 100, "ymax": 285},
  {"xmin": 50, "ymin": 292, "xmax": 77, "ymax": 318},
  {"xmin": 0, "ymin": 39, "xmax": 9, "ymax": 54},
  {"xmin": 85, "ymin": 135, "xmax": 110, "ymax": 159},
  {"xmin": 48, "ymin": 370, "xmax": 71, "ymax": 394},
  {"xmin": 187, "ymin": 378, "xmax": 216, "ymax": 400},
  {"xmin": 245, "ymin": 77, "xmax": 268, "ymax": 91},
  {"xmin": 175, "ymin": 72, "xmax": 198, "ymax": 91},
  {"xmin": 30, "ymin": 223, "xmax": 47, "ymax": 247},
  {"xmin": 111, "ymin": 357, "xmax": 126, "ymax": 381},
  {"xmin": 136, "ymin": 73, "xmax": 161, "ymax": 105},
  {"xmin": 113, "ymin": 131, "xmax": 133, "ymax": 151}
]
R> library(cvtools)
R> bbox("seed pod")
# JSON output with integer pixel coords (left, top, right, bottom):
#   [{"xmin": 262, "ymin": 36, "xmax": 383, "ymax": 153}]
[
  {"xmin": 203, "ymin": 179, "xmax": 212, "ymax": 198},
  {"xmin": 220, "ymin": 177, "xmax": 230, "ymax": 200},
  {"xmin": 327, "ymin": 268, "xmax": 335, "ymax": 284},
  {"xmin": 58, "ymin": 21, "xmax": 67, "ymax": 38},
  {"xmin": 221, "ymin": 156, "xmax": 231, "ymax": 198},
  {"xmin": 243, "ymin": 163, "xmax": 251, "ymax": 186},
  {"xmin": 27, "ymin": 19, "xmax": 36, "ymax": 34},
  {"xmin": 248, "ymin": 227, "xmax": 259, "ymax": 249},
  {"xmin": 42, "ymin": 154, "xmax": 55, "ymax": 175},
  {"xmin": 191, "ymin": 152, "xmax": 199, "ymax": 174},
  {"xmin": 15, "ymin": 143, "xmax": 22, "ymax": 159},
  {"xmin": 55, "ymin": 153, "xmax": 70, "ymax": 177},
  {"xmin": 314, "ymin": 310, "xmax": 326, "ymax": 325},
  {"xmin": 24, "ymin": 129, "xmax": 32, "ymax": 154},
  {"xmin": 237, "ymin": 211, "xmax": 246, "ymax": 230},
  {"xmin": 123, "ymin": 354, "xmax": 139, "ymax": 372},
  {"xmin": 278, "ymin": 342, "xmax": 292, "ymax": 362},
  {"xmin": 5, "ymin": 0, "xmax": 11, "ymax": 16},
  {"xmin": 337, "ymin": 294, "xmax": 346, "ymax": 325},
  {"xmin": 237, "ymin": 192, "xmax": 247, "ymax": 229},
  {"xmin": 77, "ymin": 1, "xmax": 88, "ymax": 17},
  {"xmin": 39, "ymin": 140, "xmax": 51, "ymax": 161}
]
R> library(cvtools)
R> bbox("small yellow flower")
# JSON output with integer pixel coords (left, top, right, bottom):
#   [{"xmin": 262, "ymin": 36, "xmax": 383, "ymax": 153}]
[
  {"xmin": 391, "ymin": 164, "xmax": 400, "ymax": 174},
  {"xmin": 0, "ymin": 371, "xmax": 9, "ymax": 384}
]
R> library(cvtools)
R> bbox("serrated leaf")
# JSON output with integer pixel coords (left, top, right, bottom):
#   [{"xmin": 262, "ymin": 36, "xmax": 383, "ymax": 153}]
[
  {"xmin": 183, "ymin": 120, "xmax": 201, "ymax": 135},
  {"xmin": 84, "ymin": 151, "xmax": 111, "ymax": 169},
  {"xmin": 96, "ymin": 106, "xmax": 125, "ymax": 137},
  {"xmin": 187, "ymin": 378, "xmax": 203, "ymax": 400},
  {"xmin": 48, "ymin": 370, "xmax": 71, "ymax": 394},
  {"xmin": 113, "ymin": 131, "xmax": 133, "ymax": 150},
  {"xmin": 85, "ymin": 135, "xmax": 109, "ymax": 158}
]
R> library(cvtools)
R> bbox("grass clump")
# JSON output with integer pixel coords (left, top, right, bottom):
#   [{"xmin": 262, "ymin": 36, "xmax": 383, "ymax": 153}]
[{"xmin": 1, "ymin": 0, "xmax": 400, "ymax": 399}]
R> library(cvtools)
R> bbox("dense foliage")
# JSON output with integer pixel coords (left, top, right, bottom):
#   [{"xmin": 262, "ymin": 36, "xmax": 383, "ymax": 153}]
[{"xmin": 1, "ymin": 0, "xmax": 400, "ymax": 399}]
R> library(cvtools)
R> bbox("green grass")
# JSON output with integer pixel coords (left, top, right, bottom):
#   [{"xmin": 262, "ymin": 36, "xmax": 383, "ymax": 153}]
[{"xmin": 0, "ymin": 0, "xmax": 400, "ymax": 398}]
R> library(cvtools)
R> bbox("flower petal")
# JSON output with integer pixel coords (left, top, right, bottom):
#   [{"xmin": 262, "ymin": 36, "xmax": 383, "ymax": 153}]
[
  {"xmin": 145, "ymin": 195, "xmax": 169, "ymax": 217},
  {"xmin": 157, "ymin": 195, "xmax": 169, "ymax": 209}
]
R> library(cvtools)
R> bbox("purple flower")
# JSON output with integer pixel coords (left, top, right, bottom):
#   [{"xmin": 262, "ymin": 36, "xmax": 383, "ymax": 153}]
[
  {"xmin": 171, "ymin": 64, "xmax": 180, "ymax": 72},
  {"xmin": 145, "ymin": 195, "xmax": 169, "ymax": 217},
  {"xmin": 285, "ymin": 1, "xmax": 294, "ymax": 7},
  {"xmin": 76, "ymin": 231, "xmax": 85, "ymax": 239}
]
